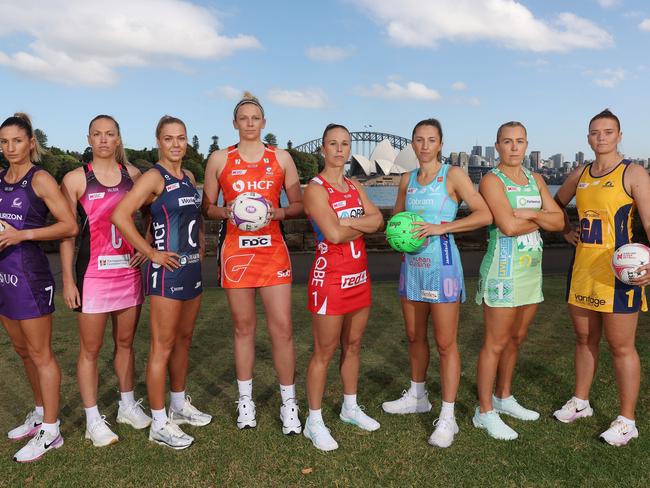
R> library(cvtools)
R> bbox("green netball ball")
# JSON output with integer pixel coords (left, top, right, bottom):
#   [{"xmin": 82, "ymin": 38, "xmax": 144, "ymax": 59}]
[{"xmin": 385, "ymin": 211, "xmax": 426, "ymax": 253}]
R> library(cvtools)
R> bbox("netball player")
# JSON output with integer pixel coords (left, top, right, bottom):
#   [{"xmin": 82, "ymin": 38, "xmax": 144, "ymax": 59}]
[
  {"xmin": 61, "ymin": 115, "xmax": 150, "ymax": 447},
  {"xmin": 301, "ymin": 123, "xmax": 384, "ymax": 451},
  {"xmin": 382, "ymin": 119, "xmax": 491, "ymax": 448},
  {"xmin": 473, "ymin": 122, "xmax": 563, "ymax": 440},
  {"xmin": 0, "ymin": 113, "xmax": 77, "ymax": 462},
  {"xmin": 202, "ymin": 92, "xmax": 303, "ymax": 434},
  {"xmin": 553, "ymin": 109, "xmax": 650, "ymax": 446},
  {"xmin": 112, "ymin": 115, "xmax": 210, "ymax": 449}
]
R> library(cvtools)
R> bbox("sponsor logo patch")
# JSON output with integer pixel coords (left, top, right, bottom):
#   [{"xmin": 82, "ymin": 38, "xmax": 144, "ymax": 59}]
[
  {"xmin": 577, "ymin": 182, "xmax": 589, "ymax": 189},
  {"xmin": 341, "ymin": 270, "xmax": 367, "ymax": 289},
  {"xmin": 0, "ymin": 273, "xmax": 19, "ymax": 287},
  {"xmin": 178, "ymin": 196, "xmax": 200, "ymax": 207},
  {"xmin": 574, "ymin": 294, "xmax": 606, "ymax": 308},
  {"xmin": 166, "ymin": 183, "xmax": 180, "ymax": 192},
  {"xmin": 231, "ymin": 169, "xmax": 247, "ymax": 176},
  {"xmin": 603, "ymin": 181, "xmax": 614, "ymax": 188},
  {"xmin": 11, "ymin": 198, "xmax": 22, "ymax": 209},
  {"xmin": 170, "ymin": 286, "xmax": 184, "ymax": 294},
  {"xmin": 277, "ymin": 269, "xmax": 291, "ymax": 278},
  {"xmin": 517, "ymin": 196, "xmax": 542, "ymax": 209},
  {"xmin": 88, "ymin": 192, "xmax": 105, "ymax": 200},
  {"xmin": 239, "ymin": 235, "xmax": 272, "ymax": 248},
  {"xmin": 97, "ymin": 254, "xmax": 131, "ymax": 270},
  {"xmin": 336, "ymin": 207, "xmax": 364, "ymax": 219},
  {"xmin": 421, "ymin": 290, "xmax": 439, "ymax": 300},
  {"xmin": 332, "ymin": 200, "xmax": 346, "ymax": 209},
  {"xmin": 195, "ymin": 281, "xmax": 202, "ymax": 289}
]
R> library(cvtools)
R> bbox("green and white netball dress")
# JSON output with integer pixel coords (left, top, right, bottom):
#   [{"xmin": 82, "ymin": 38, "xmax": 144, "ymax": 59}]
[{"xmin": 476, "ymin": 167, "xmax": 544, "ymax": 307}]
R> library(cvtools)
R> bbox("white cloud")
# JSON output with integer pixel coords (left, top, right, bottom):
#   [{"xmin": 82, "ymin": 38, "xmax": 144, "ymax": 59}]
[
  {"xmin": 597, "ymin": 0, "xmax": 621, "ymax": 7},
  {"xmin": 640, "ymin": 19, "xmax": 650, "ymax": 31},
  {"xmin": 590, "ymin": 68, "xmax": 626, "ymax": 88},
  {"xmin": 451, "ymin": 81, "xmax": 467, "ymax": 91},
  {"xmin": 206, "ymin": 85, "xmax": 242, "ymax": 100},
  {"xmin": 267, "ymin": 88, "xmax": 328, "ymax": 109},
  {"xmin": 356, "ymin": 81, "xmax": 441, "ymax": 101},
  {"xmin": 0, "ymin": 0, "xmax": 261, "ymax": 86},
  {"xmin": 353, "ymin": 0, "xmax": 613, "ymax": 52},
  {"xmin": 306, "ymin": 45, "xmax": 353, "ymax": 62}
]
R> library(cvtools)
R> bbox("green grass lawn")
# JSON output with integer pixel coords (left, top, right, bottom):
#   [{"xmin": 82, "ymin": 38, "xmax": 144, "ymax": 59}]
[{"xmin": 0, "ymin": 276, "xmax": 649, "ymax": 487}]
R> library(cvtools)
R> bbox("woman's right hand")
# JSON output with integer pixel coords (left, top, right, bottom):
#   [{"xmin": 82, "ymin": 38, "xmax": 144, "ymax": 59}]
[
  {"xmin": 63, "ymin": 281, "xmax": 81, "ymax": 310},
  {"xmin": 150, "ymin": 250, "xmax": 181, "ymax": 271},
  {"xmin": 564, "ymin": 226, "xmax": 580, "ymax": 246}
]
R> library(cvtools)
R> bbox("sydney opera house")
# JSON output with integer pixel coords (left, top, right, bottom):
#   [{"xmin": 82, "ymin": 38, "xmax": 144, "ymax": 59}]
[{"xmin": 348, "ymin": 139, "xmax": 419, "ymax": 177}]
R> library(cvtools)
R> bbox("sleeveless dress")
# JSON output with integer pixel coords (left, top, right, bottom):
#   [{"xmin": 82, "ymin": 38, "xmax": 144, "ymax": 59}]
[
  {"xmin": 398, "ymin": 164, "xmax": 465, "ymax": 303},
  {"xmin": 307, "ymin": 176, "xmax": 371, "ymax": 315},
  {"xmin": 0, "ymin": 166, "xmax": 55, "ymax": 320},
  {"xmin": 146, "ymin": 164, "xmax": 202, "ymax": 300},
  {"xmin": 217, "ymin": 144, "xmax": 292, "ymax": 288},
  {"xmin": 476, "ymin": 167, "xmax": 544, "ymax": 307},
  {"xmin": 76, "ymin": 163, "xmax": 143, "ymax": 313},
  {"xmin": 567, "ymin": 160, "xmax": 646, "ymax": 313}
]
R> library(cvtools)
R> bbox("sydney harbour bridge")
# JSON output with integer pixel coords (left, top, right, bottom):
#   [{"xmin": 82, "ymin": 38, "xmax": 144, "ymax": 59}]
[{"xmin": 294, "ymin": 131, "xmax": 411, "ymax": 158}]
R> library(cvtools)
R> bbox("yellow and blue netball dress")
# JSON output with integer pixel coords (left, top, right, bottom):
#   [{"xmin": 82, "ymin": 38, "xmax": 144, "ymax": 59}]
[
  {"xmin": 399, "ymin": 164, "xmax": 465, "ymax": 303},
  {"xmin": 476, "ymin": 167, "xmax": 543, "ymax": 307},
  {"xmin": 567, "ymin": 160, "xmax": 646, "ymax": 313}
]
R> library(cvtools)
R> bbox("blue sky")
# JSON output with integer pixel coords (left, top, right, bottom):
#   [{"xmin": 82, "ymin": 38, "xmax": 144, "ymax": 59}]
[{"xmin": 1, "ymin": 0, "xmax": 648, "ymax": 161}]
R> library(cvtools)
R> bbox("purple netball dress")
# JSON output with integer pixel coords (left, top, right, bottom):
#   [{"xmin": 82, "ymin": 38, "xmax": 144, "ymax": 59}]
[{"xmin": 0, "ymin": 166, "xmax": 55, "ymax": 320}]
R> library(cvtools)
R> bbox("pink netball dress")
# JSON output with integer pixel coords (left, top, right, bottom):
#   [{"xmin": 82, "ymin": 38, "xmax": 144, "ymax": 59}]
[{"xmin": 75, "ymin": 164, "xmax": 143, "ymax": 313}]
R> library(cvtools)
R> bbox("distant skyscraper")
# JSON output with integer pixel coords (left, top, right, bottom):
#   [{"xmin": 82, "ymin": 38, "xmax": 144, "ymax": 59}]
[
  {"xmin": 485, "ymin": 146, "xmax": 495, "ymax": 165},
  {"xmin": 550, "ymin": 153, "xmax": 564, "ymax": 169},
  {"xmin": 529, "ymin": 151, "xmax": 541, "ymax": 170},
  {"xmin": 449, "ymin": 152, "xmax": 459, "ymax": 166},
  {"xmin": 576, "ymin": 151, "xmax": 585, "ymax": 165},
  {"xmin": 470, "ymin": 154, "xmax": 482, "ymax": 166},
  {"xmin": 471, "ymin": 145, "xmax": 482, "ymax": 157},
  {"xmin": 459, "ymin": 152, "xmax": 469, "ymax": 169}
]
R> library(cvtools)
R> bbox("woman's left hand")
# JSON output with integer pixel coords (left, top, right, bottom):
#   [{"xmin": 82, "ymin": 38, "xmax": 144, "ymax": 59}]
[
  {"xmin": 0, "ymin": 220, "xmax": 25, "ymax": 250},
  {"xmin": 411, "ymin": 221, "xmax": 445, "ymax": 240},
  {"xmin": 630, "ymin": 263, "xmax": 650, "ymax": 287}
]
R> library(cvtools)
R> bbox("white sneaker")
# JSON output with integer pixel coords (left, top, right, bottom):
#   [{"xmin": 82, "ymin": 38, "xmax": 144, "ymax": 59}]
[
  {"xmin": 600, "ymin": 418, "xmax": 639, "ymax": 447},
  {"xmin": 149, "ymin": 419, "xmax": 194, "ymax": 450},
  {"xmin": 13, "ymin": 427, "xmax": 64, "ymax": 463},
  {"xmin": 7, "ymin": 409, "xmax": 43, "ymax": 441},
  {"xmin": 169, "ymin": 395, "xmax": 212, "ymax": 427},
  {"xmin": 553, "ymin": 397, "xmax": 593, "ymax": 423},
  {"xmin": 428, "ymin": 417, "xmax": 459, "ymax": 448},
  {"xmin": 280, "ymin": 399, "xmax": 302, "ymax": 435},
  {"xmin": 472, "ymin": 407, "xmax": 518, "ymax": 441},
  {"xmin": 382, "ymin": 390, "xmax": 432, "ymax": 415},
  {"xmin": 85, "ymin": 416, "xmax": 119, "ymax": 447},
  {"xmin": 236, "ymin": 396, "xmax": 257, "ymax": 429},
  {"xmin": 117, "ymin": 399, "xmax": 152, "ymax": 430},
  {"xmin": 339, "ymin": 405, "xmax": 380, "ymax": 432},
  {"xmin": 304, "ymin": 419, "xmax": 339, "ymax": 451},
  {"xmin": 493, "ymin": 395, "xmax": 540, "ymax": 421}
]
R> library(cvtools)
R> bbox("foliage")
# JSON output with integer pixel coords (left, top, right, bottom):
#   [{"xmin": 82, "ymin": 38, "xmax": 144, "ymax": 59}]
[
  {"xmin": 34, "ymin": 128, "xmax": 48, "ymax": 148},
  {"xmin": 288, "ymin": 148, "xmax": 319, "ymax": 183},
  {"xmin": 192, "ymin": 135, "xmax": 200, "ymax": 152},
  {"xmin": 263, "ymin": 133, "xmax": 278, "ymax": 147},
  {"xmin": 208, "ymin": 135, "xmax": 220, "ymax": 155}
]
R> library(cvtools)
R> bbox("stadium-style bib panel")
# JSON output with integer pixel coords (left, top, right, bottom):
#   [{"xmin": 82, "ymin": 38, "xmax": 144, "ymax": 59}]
[
  {"xmin": 217, "ymin": 145, "xmax": 291, "ymax": 288},
  {"xmin": 476, "ymin": 166, "xmax": 544, "ymax": 307},
  {"xmin": 567, "ymin": 161, "xmax": 647, "ymax": 313}
]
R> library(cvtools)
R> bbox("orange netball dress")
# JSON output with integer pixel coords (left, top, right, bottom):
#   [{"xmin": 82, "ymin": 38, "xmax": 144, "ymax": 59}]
[{"xmin": 217, "ymin": 144, "xmax": 292, "ymax": 288}]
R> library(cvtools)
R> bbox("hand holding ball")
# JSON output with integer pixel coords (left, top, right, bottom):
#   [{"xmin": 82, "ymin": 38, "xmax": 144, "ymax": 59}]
[
  {"xmin": 230, "ymin": 192, "xmax": 271, "ymax": 232},
  {"xmin": 385, "ymin": 211, "xmax": 426, "ymax": 253},
  {"xmin": 611, "ymin": 243, "xmax": 650, "ymax": 284}
]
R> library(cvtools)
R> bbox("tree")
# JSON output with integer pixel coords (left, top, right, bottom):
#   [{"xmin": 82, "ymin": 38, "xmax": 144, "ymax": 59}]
[
  {"xmin": 208, "ymin": 136, "xmax": 220, "ymax": 155},
  {"xmin": 288, "ymin": 149, "xmax": 319, "ymax": 183},
  {"xmin": 192, "ymin": 135, "xmax": 200, "ymax": 152},
  {"xmin": 263, "ymin": 133, "xmax": 278, "ymax": 147},
  {"xmin": 34, "ymin": 128, "xmax": 48, "ymax": 149},
  {"xmin": 82, "ymin": 146, "xmax": 93, "ymax": 163}
]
